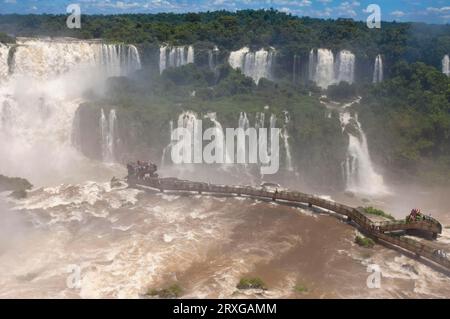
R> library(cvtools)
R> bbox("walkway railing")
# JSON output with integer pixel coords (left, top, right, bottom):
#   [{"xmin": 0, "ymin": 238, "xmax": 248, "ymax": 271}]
[{"xmin": 128, "ymin": 176, "xmax": 450, "ymax": 271}]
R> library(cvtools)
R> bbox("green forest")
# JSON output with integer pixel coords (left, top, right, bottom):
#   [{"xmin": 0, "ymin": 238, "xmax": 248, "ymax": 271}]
[{"xmin": 1, "ymin": 10, "xmax": 449, "ymax": 186}]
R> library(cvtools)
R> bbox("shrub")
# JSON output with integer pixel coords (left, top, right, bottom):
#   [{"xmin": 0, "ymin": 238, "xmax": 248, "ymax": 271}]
[
  {"xmin": 355, "ymin": 235, "xmax": 375, "ymax": 248},
  {"xmin": 147, "ymin": 284, "xmax": 183, "ymax": 298},
  {"xmin": 364, "ymin": 207, "xmax": 395, "ymax": 221},
  {"xmin": 294, "ymin": 284, "xmax": 308, "ymax": 293},
  {"xmin": 236, "ymin": 277, "xmax": 267, "ymax": 290}
]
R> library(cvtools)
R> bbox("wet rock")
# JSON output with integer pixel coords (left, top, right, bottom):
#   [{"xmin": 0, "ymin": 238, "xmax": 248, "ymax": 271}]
[
  {"xmin": 9, "ymin": 189, "xmax": 27, "ymax": 199},
  {"xmin": 0, "ymin": 174, "xmax": 32, "ymax": 192},
  {"xmin": 401, "ymin": 264, "xmax": 419, "ymax": 275},
  {"xmin": 110, "ymin": 176, "xmax": 125, "ymax": 188}
]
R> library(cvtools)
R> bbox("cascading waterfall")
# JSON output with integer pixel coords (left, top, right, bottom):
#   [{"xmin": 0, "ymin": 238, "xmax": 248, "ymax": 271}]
[
  {"xmin": 0, "ymin": 43, "xmax": 10, "ymax": 81},
  {"xmin": 100, "ymin": 108, "xmax": 117, "ymax": 163},
  {"xmin": 308, "ymin": 49, "xmax": 317, "ymax": 83},
  {"xmin": 99, "ymin": 44, "xmax": 141, "ymax": 77},
  {"xmin": 161, "ymin": 120, "xmax": 174, "ymax": 168},
  {"xmin": 9, "ymin": 38, "xmax": 141, "ymax": 78},
  {"xmin": 281, "ymin": 111, "xmax": 294, "ymax": 172},
  {"xmin": 208, "ymin": 46, "xmax": 219, "ymax": 71},
  {"xmin": 268, "ymin": 114, "xmax": 277, "ymax": 156},
  {"xmin": 206, "ymin": 112, "xmax": 232, "ymax": 165},
  {"xmin": 309, "ymin": 48, "xmax": 335, "ymax": 89},
  {"xmin": 255, "ymin": 112, "xmax": 265, "ymax": 130},
  {"xmin": 309, "ymin": 49, "xmax": 356, "ymax": 89},
  {"xmin": 173, "ymin": 111, "xmax": 201, "ymax": 166},
  {"xmin": 373, "ymin": 54, "xmax": 383, "ymax": 83},
  {"xmin": 443, "ymin": 55, "xmax": 450, "ymax": 76},
  {"xmin": 228, "ymin": 47, "xmax": 275, "ymax": 84},
  {"xmin": 238, "ymin": 112, "xmax": 250, "ymax": 130},
  {"xmin": 0, "ymin": 38, "xmax": 141, "ymax": 183},
  {"xmin": 335, "ymin": 50, "xmax": 355, "ymax": 84},
  {"xmin": 339, "ymin": 106, "xmax": 388, "ymax": 196},
  {"xmin": 292, "ymin": 54, "xmax": 299, "ymax": 83},
  {"xmin": 238, "ymin": 112, "xmax": 250, "ymax": 164},
  {"xmin": 159, "ymin": 45, "xmax": 195, "ymax": 74}
]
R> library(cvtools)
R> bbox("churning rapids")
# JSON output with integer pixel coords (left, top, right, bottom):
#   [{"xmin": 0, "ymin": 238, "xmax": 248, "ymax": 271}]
[{"xmin": 1, "ymin": 38, "xmax": 450, "ymax": 299}]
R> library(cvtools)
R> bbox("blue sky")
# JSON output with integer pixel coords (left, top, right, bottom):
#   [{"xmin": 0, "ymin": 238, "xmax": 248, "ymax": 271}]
[{"xmin": 1, "ymin": 0, "xmax": 449, "ymax": 23}]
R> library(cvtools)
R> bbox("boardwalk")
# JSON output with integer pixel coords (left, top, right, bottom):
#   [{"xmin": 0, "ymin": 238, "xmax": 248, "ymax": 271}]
[{"xmin": 127, "ymin": 176, "xmax": 450, "ymax": 272}]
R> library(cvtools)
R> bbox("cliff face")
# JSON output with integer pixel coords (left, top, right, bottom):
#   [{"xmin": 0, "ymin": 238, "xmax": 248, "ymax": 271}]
[
  {"xmin": 0, "ymin": 175, "xmax": 32, "ymax": 192},
  {"xmin": 73, "ymin": 102, "xmax": 165, "ymax": 165}
]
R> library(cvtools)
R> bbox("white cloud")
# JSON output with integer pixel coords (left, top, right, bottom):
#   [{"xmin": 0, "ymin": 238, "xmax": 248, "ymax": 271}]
[
  {"xmin": 390, "ymin": 10, "xmax": 405, "ymax": 18},
  {"xmin": 311, "ymin": 7, "xmax": 333, "ymax": 17},
  {"xmin": 335, "ymin": 1, "xmax": 360, "ymax": 17},
  {"xmin": 426, "ymin": 6, "xmax": 450, "ymax": 13},
  {"xmin": 269, "ymin": 0, "xmax": 311, "ymax": 7}
]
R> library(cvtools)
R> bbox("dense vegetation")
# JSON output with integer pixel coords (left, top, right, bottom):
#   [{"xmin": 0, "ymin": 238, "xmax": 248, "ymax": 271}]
[
  {"xmin": 363, "ymin": 207, "xmax": 395, "ymax": 221},
  {"xmin": 359, "ymin": 62, "xmax": 450, "ymax": 184},
  {"xmin": 1, "ymin": 10, "xmax": 449, "ymax": 186},
  {"xmin": 83, "ymin": 64, "xmax": 347, "ymax": 188},
  {"xmin": 1, "ymin": 10, "xmax": 449, "ymax": 72},
  {"xmin": 355, "ymin": 235, "xmax": 375, "ymax": 248}
]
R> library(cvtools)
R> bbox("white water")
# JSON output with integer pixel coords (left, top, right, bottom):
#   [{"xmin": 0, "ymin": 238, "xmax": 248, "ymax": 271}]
[
  {"xmin": 310, "ymin": 48, "xmax": 335, "ymax": 89},
  {"xmin": 10, "ymin": 38, "xmax": 140, "ymax": 78},
  {"xmin": 206, "ymin": 112, "xmax": 233, "ymax": 165},
  {"xmin": 281, "ymin": 111, "xmax": 294, "ymax": 172},
  {"xmin": 159, "ymin": 45, "xmax": 195, "ymax": 74},
  {"xmin": 100, "ymin": 109, "xmax": 117, "ymax": 163},
  {"xmin": 0, "ymin": 38, "xmax": 141, "ymax": 184},
  {"xmin": 338, "ymin": 103, "xmax": 388, "ymax": 196},
  {"xmin": 208, "ymin": 46, "xmax": 219, "ymax": 71},
  {"xmin": 292, "ymin": 54, "xmax": 299, "ymax": 83},
  {"xmin": 373, "ymin": 54, "xmax": 383, "ymax": 83},
  {"xmin": 443, "ymin": 55, "xmax": 450, "ymax": 76},
  {"xmin": 255, "ymin": 112, "xmax": 265, "ymax": 130},
  {"xmin": 0, "ymin": 43, "xmax": 10, "ymax": 81},
  {"xmin": 309, "ymin": 49, "xmax": 356, "ymax": 89},
  {"xmin": 335, "ymin": 50, "xmax": 355, "ymax": 84},
  {"xmin": 161, "ymin": 120, "xmax": 174, "ymax": 168},
  {"xmin": 228, "ymin": 47, "xmax": 275, "ymax": 84}
]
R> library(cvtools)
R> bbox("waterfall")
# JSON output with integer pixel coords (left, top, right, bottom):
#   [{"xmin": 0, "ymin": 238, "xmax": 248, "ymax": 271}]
[
  {"xmin": 0, "ymin": 43, "xmax": 10, "ymax": 81},
  {"xmin": 206, "ymin": 112, "xmax": 232, "ymax": 164},
  {"xmin": 159, "ymin": 45, "xmax": 195, "ymax": 74},
  {"xmin": 161, "ymin": 120, "xmax": 174, "ymax": 168},
  {"xmin": 228, "ymin": 47, "xmax": 275, "ymax": 84},
  {"xmin": 172, "ymin": 111, "xmax": 202, "ymax": 165},
  {"xmin": 310, "ymin": 48, "xmax": 335, "ymax": 89},
  {"xmin": 308, "ymin": 49, "xmax": 317, "ymax": 82},
  {"xmin": 9, "ymin": 38, "xmax": 141, "ymax": 78},
  {"xmin": 309, "ymin": 49, "xmax": 356, "ymax": 89},
  {"xmin": 339, "ymin": 109, "xmax": 388, "ymax": 196},
  {"xmin": 71, "ymin": 107, "xmax": 82, "ymax": 151},
  {"xmin": 292, "ymin": 54, "xmax": 299, "ymax": 83},
  {"xmin": 255, "ymin": 112, "xmax": 265, "ymax": 130},
  {"xmin": 335, "ymin": 50, "xmax": 355, "ymax": 84},
  {"xmin": 100, "ymin": 108, "xmax": 117, "ymax": 163},
  {"xmin": 443, "ymin": 55, "xmax": 450, "ymax": 76},
  {"xmin": 159, "ymin": 46, "xmax": 167, "ymax": 74},
  {"xmin": 99, "ymin": 44, "xmax": 141, "ymax": 77},
  {"xmin": 187, "ymin": 45, "xmax": 195, "ymax": 64},
  {"xmin": 373, "ymin": 54, "xmax": 383, "ymax": 83},
  {"xmin": 0, "ymin": 38, "xmax": 141, "ymax": 182},
  {"xmin": 237, "ymin": 112, "xmax": 250, "ymax": 165},
  {"xmin": 239, "ymin": 112, "xmax": 250, "ymax": 130},
  {"xmin": 208, "ymin": 46, "xmax": 219, "ymax": 71},
  {"xmin": 282, "ymin": 111, "xmax": 293, "ymax": 172}
]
